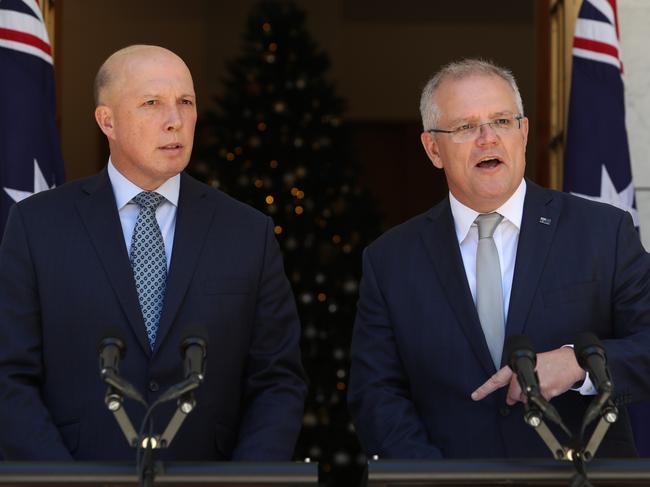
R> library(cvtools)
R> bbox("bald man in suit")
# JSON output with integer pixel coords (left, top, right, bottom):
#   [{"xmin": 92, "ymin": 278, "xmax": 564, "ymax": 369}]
[{"xmin": 0, "ymin": 45, "xmax": 307, "ymax": 461}]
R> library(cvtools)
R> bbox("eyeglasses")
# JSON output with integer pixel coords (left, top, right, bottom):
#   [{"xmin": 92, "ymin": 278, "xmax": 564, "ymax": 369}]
[{"xmin": 427, "ymin": 114, "xmax": 524, "ymax": 143}]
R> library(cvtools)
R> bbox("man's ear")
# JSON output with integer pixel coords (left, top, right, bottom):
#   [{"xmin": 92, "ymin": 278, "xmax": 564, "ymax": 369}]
[
  {"xmin": 94, "ymin": 105, "xmax": 115, "ymax": 139},
  {"xmin": 420, "ymin": 131, "xmax": 444, "ymax": 169},
  {"xmin": 521, "ymin": 116, "xmax": 529, "ymax": 147}
]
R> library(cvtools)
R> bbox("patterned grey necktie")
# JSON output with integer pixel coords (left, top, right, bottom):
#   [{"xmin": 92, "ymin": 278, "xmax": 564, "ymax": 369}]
[
  {"xmin": 130, "ymin": 191, "xmax": 167, "ymax": 349},
  {"xmin": 475, "ymin": 212, "xmax": 505, "ymax": 368}
]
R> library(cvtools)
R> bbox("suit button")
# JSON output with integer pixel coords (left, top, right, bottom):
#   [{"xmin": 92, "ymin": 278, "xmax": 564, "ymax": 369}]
[
  {"xmin": 149, "ymin": 381, "xmax": 159, "ymax": 392},
  {"xmin": 499, "ymin": 406, "xmax": 510, "ymax": 417}
]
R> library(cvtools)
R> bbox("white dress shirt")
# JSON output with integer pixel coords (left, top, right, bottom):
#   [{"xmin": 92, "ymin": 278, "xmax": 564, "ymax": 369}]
[
  {"xmin": 449, "ymin": 179, "xmax": 525, "ymax": 319},
  {"xmin": 107, "ymin": 158, "xmax": 179, "ymax": 270},
  {"xmin": 449, "ymin": 179, "xmax": 594, "ymax": 394}
]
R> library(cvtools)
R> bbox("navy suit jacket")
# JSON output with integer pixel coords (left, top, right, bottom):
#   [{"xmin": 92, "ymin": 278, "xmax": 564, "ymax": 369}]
[
  {"xmin": 0, "ymin": 169, "xmax": 307, "ymax": 461},
  {"xmin": 349, "ymin": 180, "xmax": 650, "ymax": 459}
]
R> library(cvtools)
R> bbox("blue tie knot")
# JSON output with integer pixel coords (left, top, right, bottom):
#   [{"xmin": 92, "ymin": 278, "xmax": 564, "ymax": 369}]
[{"xmin": 132, "ymin": 191, "xmax": 165, "ymax": 210}]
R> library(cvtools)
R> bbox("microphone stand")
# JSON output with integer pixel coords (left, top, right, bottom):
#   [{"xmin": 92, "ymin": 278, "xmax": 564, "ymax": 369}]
[
  {"xmin": 523, "ymin": 401, "xmax": 570, "ymax": 461},
  {"xmin": 583, "ymin": 400, "xmax": 618, "ymax": 459},
  {"xmin": 518, "ymin": 387, "xmax": 618, "ymax": 487},
  {"xmin": 158, "ymin": 391, "xmax": 197, "ymax": 448},
  {"xmin": 139, "ymin": 419, "xmax": 156, "ymax": 487},
  {"xmin": 99, "ymin": 364, "xmax": 205, "ymax": 487},
  {"xmin": 136, "ymin": 374, "xmax": 203, "ymax": 450},
  {"xmin": 103, "ymin": 385, "xmax": 140, "ymax": 447}
]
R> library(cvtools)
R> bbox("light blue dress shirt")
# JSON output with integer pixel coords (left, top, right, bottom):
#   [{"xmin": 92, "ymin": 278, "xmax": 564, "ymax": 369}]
[{"xmin": 107, "ymin": 158, "xmax": 179, "ymax": 271}]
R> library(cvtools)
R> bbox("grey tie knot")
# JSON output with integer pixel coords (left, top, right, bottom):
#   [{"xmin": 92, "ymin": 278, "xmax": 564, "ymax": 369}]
[
  {"xmin": 132, "ymin": 191, "xmax": 165, "ymax": 210},
  {"xmin": 476, "ymin": 212, "xmax": 504, "ymax": 239}
]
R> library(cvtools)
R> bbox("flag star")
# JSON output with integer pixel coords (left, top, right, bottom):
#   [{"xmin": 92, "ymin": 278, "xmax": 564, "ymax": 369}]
[
  {"xmin": 571, "ymin": 164, "xmax": 639, "ymax": 226},
  {"xmin": 3, "ymin": 159, "xmax": 55, "ymax": 203}
]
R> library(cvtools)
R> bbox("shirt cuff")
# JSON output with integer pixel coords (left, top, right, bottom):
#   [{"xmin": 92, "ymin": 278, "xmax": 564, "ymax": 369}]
[
  {"xmin": 572, "ymin": 371, "xmax": 597, "ymax": 395},
  {"xmin": 563, "ymin": 344, "xmax": 597, "ymax": 396}
]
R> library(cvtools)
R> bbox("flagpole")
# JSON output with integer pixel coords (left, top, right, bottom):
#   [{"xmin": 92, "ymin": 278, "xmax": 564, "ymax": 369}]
[
  {"xmin": 40, "ymin": 0, "xmax": 56, "ymax": 62},
  {"xmin": 545, "ymin": 0, "xmax": 581, "ymax": 190}
]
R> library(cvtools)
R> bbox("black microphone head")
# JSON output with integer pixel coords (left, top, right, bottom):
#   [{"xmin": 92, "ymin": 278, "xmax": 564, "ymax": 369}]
[
  {"xmin": 574, "ymin": 332, "xmax": 606, "ymax": 366},
  {"xmin": 180, "ymin": 326, "xmax": 208, "ymax": 356},
  {"xmin": 504, "ymin": 334, "xmax": 536, "ymax": 370},
  {"xmin": 180, "ymin": 327, "xmax": 208, "ymax": 381},
  {"xmin": 97, "ymin": 328, "xmax": 127, "ymax": 378},
  {"xmin": 181, "ymin": 337, "xmax": 207, "ymax": 354},
  {"xmin": 97, "ymin": 328, "xmax": 127, "ymax": 356}
]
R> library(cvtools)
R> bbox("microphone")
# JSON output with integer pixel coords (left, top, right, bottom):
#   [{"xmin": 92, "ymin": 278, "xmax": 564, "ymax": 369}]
[
  {"xmin": 505, "ymin": 335, "xmax": 539, "ymax": 397},
  {"xmin": 574, "ymin": 332, "xmax": 613, "ymax": 395},
  {"xmin": 505, "ymin": 335, "xmax": 568, "ymax": 432},
  {"xmin": 155, "ymin": 332, "xmax": 208, "ymax": 405},
  {"xmin": 98, "ymin": 332, "xmax": 126, "ymax": 378},
  {"xmin": 97, "ymin": 331, "xmax": 147, "ymax": 407},
  {"xmin": 574, "ymin": 332, "xmax": 615, "ymax": 430},
  {"xmin": 181, "ymin": 336, "xmax": 207, "ymax": 382}
]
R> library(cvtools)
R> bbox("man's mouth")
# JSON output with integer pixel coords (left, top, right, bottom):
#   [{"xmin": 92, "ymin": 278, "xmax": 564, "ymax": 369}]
[
  {"xmin": 160, "ymin": 143, "xmax": 183, "ymax": 150},
  {"xmin": 476, "ymin": 156, "xmax": 503, "ymax": 168}
]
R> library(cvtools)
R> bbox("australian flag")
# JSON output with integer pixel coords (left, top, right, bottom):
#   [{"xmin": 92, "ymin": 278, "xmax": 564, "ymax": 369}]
[
  {"xmin": 564, "ymin": 0, "xmax": 649, "ymax": 456},
  {"xmin": 564, "ymin": 0, "xmax": 638, "ymax": 226},
  {"xmin": 0, "ymin": 0, "xmax": 65, "ymax": 235}
]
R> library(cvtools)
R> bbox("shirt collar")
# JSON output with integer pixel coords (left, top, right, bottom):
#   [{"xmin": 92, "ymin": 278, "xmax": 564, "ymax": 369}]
[
  {"xmin": 107, "ymin": 157, "xmax": 180, "ymax": 210},
  {"xmin": 449, "ymin": 178, "xmax": 526, "ymax": 243}
]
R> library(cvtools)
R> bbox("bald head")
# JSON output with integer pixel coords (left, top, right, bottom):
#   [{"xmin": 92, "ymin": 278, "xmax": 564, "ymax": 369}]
[
  {"xmin": 94, "ymin": 45, "xmax": 191, "ymax": 106},
  {"xmin": 93, "ymin": 44, "xmax": 197, "ymax": 190}
]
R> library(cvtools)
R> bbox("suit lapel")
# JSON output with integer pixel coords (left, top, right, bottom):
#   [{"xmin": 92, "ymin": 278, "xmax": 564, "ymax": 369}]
[
  {"xmin": 75, "ymin": 170, "xmax": 151, "ymax": 355},
  {"xmin": 154, "ymin": 173, "xmax": 216, "ymax": 353},
  {"xmin": 506, "ymin": 180, "xmax": 561, "ymax": 341},
  {"xmin": 419, "ymin": 199, "xmax": 497, "ymax": 376}
]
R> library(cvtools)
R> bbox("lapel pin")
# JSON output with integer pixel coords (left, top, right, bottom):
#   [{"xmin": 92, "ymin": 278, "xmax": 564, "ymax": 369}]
[{"xmin": 539, "ymin": 216, "xmax": 552, "ymax": 226}]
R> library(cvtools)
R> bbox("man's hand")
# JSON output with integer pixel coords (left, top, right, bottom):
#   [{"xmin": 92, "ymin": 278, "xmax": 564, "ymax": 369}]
[{"xmin": 471, "ymin": 347, "xmax": 586, "ymax": 405}]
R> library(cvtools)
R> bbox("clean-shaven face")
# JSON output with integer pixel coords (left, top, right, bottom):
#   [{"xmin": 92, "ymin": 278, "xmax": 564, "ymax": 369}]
[
  {"xmin": 96, "ymin": 47, "xmax": 197, "ymax": 190},
  {"xmin": 421, "ymin": 74, "xmax": 528, "ymax": 213}
]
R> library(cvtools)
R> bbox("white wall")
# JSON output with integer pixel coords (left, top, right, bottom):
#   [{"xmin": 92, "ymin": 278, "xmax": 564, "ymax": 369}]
[{"xmin": 619, "ymin": 0, "xmax": 650, "ymax": 248}]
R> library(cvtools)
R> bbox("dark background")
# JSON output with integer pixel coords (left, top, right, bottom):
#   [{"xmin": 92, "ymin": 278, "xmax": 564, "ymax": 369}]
[{"xmin": 55, "ymin": 0, "xmax": 538, "ymax": 229}]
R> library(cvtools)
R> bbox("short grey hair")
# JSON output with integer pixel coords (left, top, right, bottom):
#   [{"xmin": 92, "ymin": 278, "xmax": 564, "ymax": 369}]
[
  {"xmin": 419, "ymin": 58, "xmax": 524, "ymax": 131},
  {"xmin": 93, "ymin": 63, "xmax": 111, "ymax": 106}
]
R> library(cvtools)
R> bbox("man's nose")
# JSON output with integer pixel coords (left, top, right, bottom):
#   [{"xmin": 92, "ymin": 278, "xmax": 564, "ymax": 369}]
[
  {"xmin": 165, "ymin": 105, "xmax": 182, "ymax": 131},
  {"xmin": 476, "ymin": 122, "xmax": 498, "ymax": 144}
]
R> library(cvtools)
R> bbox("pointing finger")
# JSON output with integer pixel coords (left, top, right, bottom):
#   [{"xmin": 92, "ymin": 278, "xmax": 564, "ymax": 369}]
[{"xmin": 471, "ymin": 366, "xmax": 514, "ymax": 401}]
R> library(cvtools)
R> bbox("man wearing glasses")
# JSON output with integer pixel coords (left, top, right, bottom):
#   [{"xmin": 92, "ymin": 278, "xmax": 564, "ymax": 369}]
[{"xmin": 349, "ymin": 59, "xmax": 650, "ymax": 458}]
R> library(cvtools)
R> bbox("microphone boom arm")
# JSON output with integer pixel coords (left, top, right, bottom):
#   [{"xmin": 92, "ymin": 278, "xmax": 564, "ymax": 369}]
[
  {"xmin": 103, "ymin": 386, "xmax": 140, "ymax": 447},
  {"xmin": 583, "ymin": 400, "xmax": 619, "ymax": 461},
  {"xmin": 523, "ymin": 401, "xmax": 573, "ymax": 461}
]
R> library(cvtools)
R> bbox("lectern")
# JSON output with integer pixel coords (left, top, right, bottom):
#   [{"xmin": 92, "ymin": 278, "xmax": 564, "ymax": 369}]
[
  {"xmin": 366, "ymin": 459, "xmax": 650, "ymax": 486},
  {"xmin": 0, "ymin": 462, "xmax": 317, "ymax": 486}
]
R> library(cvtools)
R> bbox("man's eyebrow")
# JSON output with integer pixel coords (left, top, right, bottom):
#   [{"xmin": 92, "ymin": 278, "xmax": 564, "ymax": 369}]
[
  {"xmin": 489, "ymin": 110, "xmax": 516, "ymax": 117},
  {"xmin": 138, "ymin": 93, "xmax": 196, "ymax": 98},
  {"xmin": 446, "ymin": 115, "xmax": 479, "ymax": 126},
  {"xmin": 446, "ymin": 110, "xmax": 516, "ymax": 125}
]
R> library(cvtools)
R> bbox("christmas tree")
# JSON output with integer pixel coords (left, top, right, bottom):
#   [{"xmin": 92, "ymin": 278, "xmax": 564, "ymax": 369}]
[{"xmin": 189, "ymin": 1, "xmax": 381, "ymax": 485}]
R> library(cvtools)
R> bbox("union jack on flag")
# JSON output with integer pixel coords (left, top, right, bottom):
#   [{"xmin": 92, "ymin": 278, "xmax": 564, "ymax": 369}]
[
  {"xmin": 564, "ymin": 0, "xmax": 637, "ymax": 226},
  {"xmin": 0, "ymin": 0, "xmax": 65, "ymax": 235}
]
